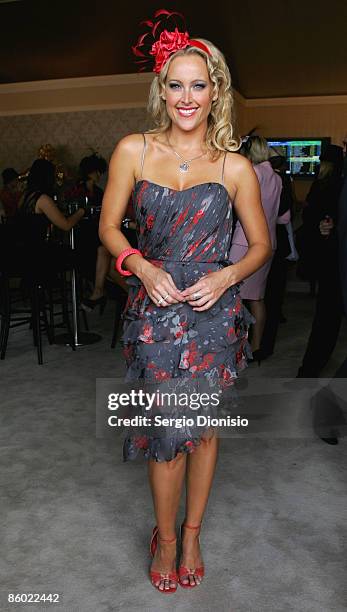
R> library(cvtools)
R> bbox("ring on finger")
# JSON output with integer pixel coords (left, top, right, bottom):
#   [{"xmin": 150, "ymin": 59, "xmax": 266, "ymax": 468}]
[
  {"xmin": 192, "ymin": 292, "xmax": 202, "ymax": 299},
  {"xmin": 157, "ymin": 293, "xmax": 169, "ymax": 306}
]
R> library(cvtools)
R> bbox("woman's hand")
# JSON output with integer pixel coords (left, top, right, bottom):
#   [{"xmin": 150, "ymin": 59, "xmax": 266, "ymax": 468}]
[
  {"xmin": 319, "ymin": 216, "xmax": 334, "ymax": 238},
  {"xmin": 76, "ymin": 207, "xmax": 85, "ymax": 219},
  {"xmin": 138, "ymin": 261, "xmax": 184, "ymax": 307},
  {"xmin": 180, "ymin": 269, "xmax": 231, "ymax": 312}
]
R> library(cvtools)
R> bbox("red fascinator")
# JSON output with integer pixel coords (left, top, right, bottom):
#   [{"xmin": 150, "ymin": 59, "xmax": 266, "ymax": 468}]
[{"xmin": 132, "ymin": 9, "xmax": 211, "ymax": 74}]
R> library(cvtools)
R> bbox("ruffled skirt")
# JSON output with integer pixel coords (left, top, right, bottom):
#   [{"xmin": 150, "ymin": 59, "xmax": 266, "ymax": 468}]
[{"xmin": 120, "ymin": 260, "xmax": 253, "ymax": 462}]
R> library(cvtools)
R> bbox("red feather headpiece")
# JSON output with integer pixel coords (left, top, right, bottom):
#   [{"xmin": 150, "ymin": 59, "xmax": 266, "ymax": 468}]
[{"xmin": 132, "ymin": 9, "xmax": 211, "ymax": 74}]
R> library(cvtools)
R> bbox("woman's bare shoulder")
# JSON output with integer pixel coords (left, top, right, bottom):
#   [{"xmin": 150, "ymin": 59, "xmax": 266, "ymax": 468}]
[
  {"xmin": 36, "ymin": 193, "xmax": 54, "ymax": 210},
  {"xmin": 110, "ymin": 132, "xmax": 162, "ymax": 167},
  {"xmin": 108, "ymin": 134, "xmax": 146, "ymax": 174},
  {"xmin": 37, "ymin": 193, "xmax": 54, "ymax": 206},
  {"xmin": 221, "ymin": 152, "xmax": 257, "ymax": 199},
  {"xmin": 113, "ymin": 133, "xmax": 145, "ymax": 156},
  {"xmin": 224, "ymin": 152, "xmax": 256, "ymax": 185},
  {"xmin": 225, "ymin": 151, "xmax": 253, "ymax": 173}
]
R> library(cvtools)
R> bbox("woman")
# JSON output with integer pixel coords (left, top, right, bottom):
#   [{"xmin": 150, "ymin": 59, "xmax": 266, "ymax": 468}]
[
  {"xmin": 16, "ymin": 158, "xmax": 85, "ymax": 279},
  {"xmin": 259, "ymin": 154, "xmax": 297, "ymax": 360},
  {"xmin": 13, "ymin": 159, "xmax": 85, "ymax": 300},
  {"xmin": 66, "ymin": 153, "xmax": 107, "ymax": 207},
  {"xmin": 18, "ymin": 158, "xmax": 85, "ymax": 231},
  {"xmin": 99, "ymin": 16, "xmax": 271, "ymax": 594},
  {"xmin": 230, "ymin": 136, "xmax": 282, "ymax": 360},
  {"xmin": 0, "ymin": 167, "xmax": 21, "ymax": 218}
]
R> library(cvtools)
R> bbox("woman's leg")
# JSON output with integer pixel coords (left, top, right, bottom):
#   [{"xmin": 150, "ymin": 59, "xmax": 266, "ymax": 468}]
[
  {"xmin": 89, "ymin": 245, "xmax": 111, "ymax": 299},
  {"xmin": 181, "ymin": 432, "xmax": 219, "ymax": 585},
  {"xmin": 248, "ymin": 299, "xmax": 266, "ymax": 352},
  {"xmin": 148, "ymin": 453, "xmax": 187, "ymax": 591}
]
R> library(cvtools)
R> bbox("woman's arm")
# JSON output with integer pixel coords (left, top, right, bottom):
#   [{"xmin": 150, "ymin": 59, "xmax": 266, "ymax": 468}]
[
  {"xmin": 36, "ymin": 194, "xmax": 84, "ymax": 231},
  {"xmin": 98, "ymin": 134, "xmax": 148, "ymax": 275},
  {"xmin": 223, "ymin": 154, "xmax": 272, "ymax": 287},
  {"xmin": 99, "ymin": 134, "xmax": 183, "ymax": 306}
]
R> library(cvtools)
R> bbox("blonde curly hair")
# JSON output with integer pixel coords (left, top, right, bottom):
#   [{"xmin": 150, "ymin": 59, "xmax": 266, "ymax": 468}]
[{"xmin": 147, "ymin": 39, "xmax": 241, "ymax": 159}]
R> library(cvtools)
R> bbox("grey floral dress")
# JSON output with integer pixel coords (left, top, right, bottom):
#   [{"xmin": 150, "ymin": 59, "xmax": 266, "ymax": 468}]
[{"xmin": 121, "ymin": 177, "xmax": 253, "ymax": 462}]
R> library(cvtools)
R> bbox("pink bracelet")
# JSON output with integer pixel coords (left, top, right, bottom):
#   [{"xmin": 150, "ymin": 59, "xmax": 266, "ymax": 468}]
[{"xmin": 115, "ymin": 248, "xmax": 142, "ymax": 276}]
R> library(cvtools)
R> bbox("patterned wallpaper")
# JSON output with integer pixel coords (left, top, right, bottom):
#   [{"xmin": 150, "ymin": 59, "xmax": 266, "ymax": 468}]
[{"xmin": 0, "ymin": 107, "xmax": 150, "ymax": 176}]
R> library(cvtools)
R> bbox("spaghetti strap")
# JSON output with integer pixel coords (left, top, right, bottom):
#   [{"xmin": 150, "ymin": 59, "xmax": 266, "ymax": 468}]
[
  {"xmin": 221, "ymin": 152, "xmax": 227, "ymax": 186},
  {"xmin": 139, "ymin": 133, "xmax": 147, "ymax": 179}
]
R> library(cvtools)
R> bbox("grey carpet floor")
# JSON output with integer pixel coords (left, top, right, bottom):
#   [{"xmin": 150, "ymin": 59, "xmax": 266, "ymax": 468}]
[{"xmin": 1, "ymin": 285, "xmax": 347, "ymax": 612}]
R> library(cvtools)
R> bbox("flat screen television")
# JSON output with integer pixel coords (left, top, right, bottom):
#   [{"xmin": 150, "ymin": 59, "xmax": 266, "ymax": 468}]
[{"xmin": 266, "ymin": 137, "xmax": 331, "ymax": 178}]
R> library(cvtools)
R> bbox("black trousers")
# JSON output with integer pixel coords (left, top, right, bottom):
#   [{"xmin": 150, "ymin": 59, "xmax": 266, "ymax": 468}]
[{"xmin": 298, "ymin": 262, "xmax": 344, "ymax": 377}]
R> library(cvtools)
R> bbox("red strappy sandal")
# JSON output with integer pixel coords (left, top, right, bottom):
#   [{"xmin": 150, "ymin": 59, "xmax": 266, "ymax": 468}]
[
  {"xmin": 178, "ymin": 522, "xmax": 205, "ymax": 588},
  {"xmin": 149, "ymin": 526, "xmax": 179, "ymax": 594}
]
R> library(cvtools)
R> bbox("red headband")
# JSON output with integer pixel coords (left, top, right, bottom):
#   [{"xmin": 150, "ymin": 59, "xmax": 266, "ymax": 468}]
[{"xmin": 132, "ymin": 9, "xmax": 212, "ymax": 74}]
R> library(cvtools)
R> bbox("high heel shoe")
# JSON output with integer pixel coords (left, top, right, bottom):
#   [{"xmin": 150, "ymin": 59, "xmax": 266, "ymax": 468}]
[
  {"xmin": 247, "ymin": 348, "xmax": 266, "ymax": 366},
  {"xmin": 149, "ymin": 526, "xmax": 178, "ymax": 594},
  {"xmin": 178, "ymin": 522, "xmax": 205, "ymax": 588},
  {"xmin": 80, "ymin": 295, "xmax": 107, "ymax": 314}
]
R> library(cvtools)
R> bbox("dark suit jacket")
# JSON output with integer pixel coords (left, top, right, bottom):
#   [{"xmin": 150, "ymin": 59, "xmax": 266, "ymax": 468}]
[{"xmin": 338, "ymin": 176, "xmax": 347, "ymax": 316}]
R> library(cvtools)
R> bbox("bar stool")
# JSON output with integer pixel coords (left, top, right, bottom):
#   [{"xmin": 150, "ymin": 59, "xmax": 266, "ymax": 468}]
[
  {"xmin": 0, "ymin": 219, "xmax": 75, "ymax": 363},
  {"xmin": 0, "ymin": 251, "xmax": 52, "ymax": 364}
]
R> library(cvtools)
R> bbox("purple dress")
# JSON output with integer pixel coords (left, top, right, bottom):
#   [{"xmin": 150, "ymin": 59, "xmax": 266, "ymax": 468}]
[
  {"xmin": 229, "ymin": 161, "xmax": 282, "ymax": 300},
  {"xmin": 121, "ymin": 176, "xmax": 253, "ymax": 462}
]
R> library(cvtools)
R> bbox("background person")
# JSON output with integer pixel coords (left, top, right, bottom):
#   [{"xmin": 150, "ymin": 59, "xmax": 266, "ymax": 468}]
[
  {"xmin": 0, "ymin": 167, "xmax": 21, "ymax": 218},
  {"xmin": 296, "ymin": 145, "xmax": 344, "ymax": 377},
  {"xmin": 311, "ymin": 173, "xmax": 347, "ymax": 444},
  {"xmin": 8, "ymin": 159, "xmax": 85, "ymax": 291},
  {"xmin": 66, "ymin": 152, "xmax": 107, "ymax": 207},
  {"xmin": 18, "ymin": 159, "xmax": 85, "ymax": 231},
  {"xmin": 229, "ymin": 135, "xmax": 282, "ymax": 361},
  {"xmin": 258, "ymin": 154, "xmax": 298, "ymax": 360}
]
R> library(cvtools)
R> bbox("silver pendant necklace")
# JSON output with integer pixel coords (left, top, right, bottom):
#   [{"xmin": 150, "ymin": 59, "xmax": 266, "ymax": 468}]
[{"xmin": 167, "ymin": 137, "xmax": 206, "ymax": 173}]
